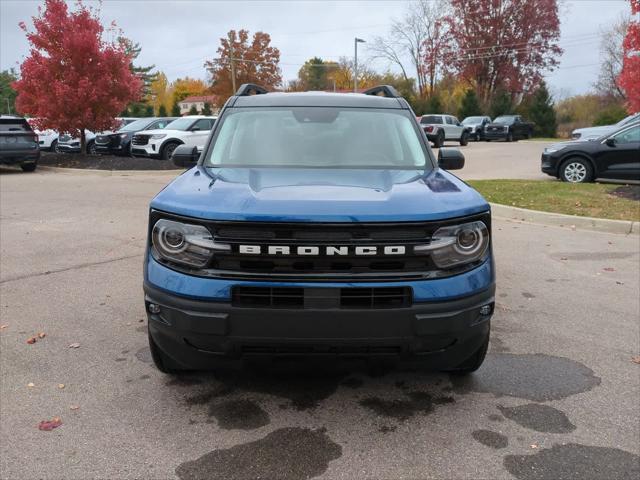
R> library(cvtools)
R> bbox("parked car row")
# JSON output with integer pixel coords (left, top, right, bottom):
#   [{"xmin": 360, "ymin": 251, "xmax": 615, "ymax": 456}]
[
  {"xmin": 0, "ymin": 115, "xmax": 40, "ymax": 171},
  {"xmin": 417, "ymin": 114, "xmax": 534, "ymax": 147}
]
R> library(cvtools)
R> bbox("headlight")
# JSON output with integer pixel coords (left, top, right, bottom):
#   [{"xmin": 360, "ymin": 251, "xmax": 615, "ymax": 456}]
[
  {"xmin": 150, "ymin": 134, "xmax": 166, "ymax": 140},
  {"xmin": 544, "ymin": 145, "xmax": 566, "ymax": 154},
  {"xmin": 414, "ymin": 221, "xmax": 489, "ymax": 268},
  {"xmin": 151, "ymin": 219, "xmax": 229, "ymax": 268}
]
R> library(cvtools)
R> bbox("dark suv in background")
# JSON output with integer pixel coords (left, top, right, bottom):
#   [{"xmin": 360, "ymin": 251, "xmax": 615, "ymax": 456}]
[
  {"xmin": 95, "ymin": 117, "xmax": 176, "ymax": 156},
  {"xmin": 0, "ymin": 116, "xmax": 40, "ymax": 172}
]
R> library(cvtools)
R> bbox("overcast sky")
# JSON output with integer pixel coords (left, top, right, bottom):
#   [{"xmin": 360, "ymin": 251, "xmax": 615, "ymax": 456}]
[{"xmin": 0, "ymin": 0, "xmax": 632, "ymax": 98}]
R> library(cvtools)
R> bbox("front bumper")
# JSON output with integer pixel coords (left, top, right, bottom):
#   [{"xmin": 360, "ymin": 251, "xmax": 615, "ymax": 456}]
[
  {"xmin": 131, "ymin": 142, "xmax": 161, "ymax": 158},
  {"xmin": 57, "ymin": 143, "xmax": 80, "ymax": 153},
  {"xmin": 541, "ymin": 153, "xmax": 559, "ymax": 177},
  {"xmin": 484, "ymin": 129, "xmax": 508, "ymax": 140},
  {"xmin": 144, "ymin": 254, "xmax": 495, "ymax": 369}
]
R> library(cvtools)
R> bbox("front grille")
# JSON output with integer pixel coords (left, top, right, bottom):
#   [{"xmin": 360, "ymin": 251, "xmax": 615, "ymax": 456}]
[
  {"xmin": 132, "ymin": 134, "xmax": 149, "ymax": 146},
  {"xmin": 150, "ymin": 212, "xmax": 490, "ymax": 281},
  {"xmin": 232, "ymin": 286, "xmax": 412, "ymax": 309}
]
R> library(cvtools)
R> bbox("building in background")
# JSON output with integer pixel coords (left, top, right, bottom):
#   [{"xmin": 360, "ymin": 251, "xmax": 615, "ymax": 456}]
[{"xmin": 178, "ymin": 95, "xmax": 219, "ymax": 115}]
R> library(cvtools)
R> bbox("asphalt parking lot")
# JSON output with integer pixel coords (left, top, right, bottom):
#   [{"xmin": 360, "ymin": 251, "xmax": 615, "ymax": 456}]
[{"xmin": 1, "ymin": 141, "xmax": 639, "ymax": 479}]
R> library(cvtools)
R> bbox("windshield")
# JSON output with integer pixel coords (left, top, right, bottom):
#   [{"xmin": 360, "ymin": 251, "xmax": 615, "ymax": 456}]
[
  {"xmin": 164, "ymin": 117, "xmax": 196, "ymax": 131},
  {"xmin": 494, "ymin": 116, "xmax": 515, "ymax": 124},
  {"xmin": 616, "ymin": 113, "xmax": 640, "ymax": 127},
  {"xmin": 462, "ymin": 116, "xmax": 485, "ymax": 124},
  {"xmin": 119, "ymin": 118, "xmax": 155, "ymax": 132},
  {"xmin": 204, "ymin": 107, "xmax": 431, "ymax": 169}
]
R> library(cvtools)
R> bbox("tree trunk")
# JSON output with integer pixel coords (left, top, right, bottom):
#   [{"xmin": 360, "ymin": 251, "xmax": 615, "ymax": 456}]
[{"xmin": 80, "ymin": 129, "xmax": 86, "ymax": 155}]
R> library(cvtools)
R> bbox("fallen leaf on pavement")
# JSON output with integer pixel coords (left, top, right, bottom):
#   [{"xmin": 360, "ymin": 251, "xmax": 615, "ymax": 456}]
[
  {"xmin": 560, "ymin": 257, "xmax": 568, "ymax": 261},
  {"xmin": 616, "ymin": 281, "xmax": 624, "ymax": 285},
  {"xmin": 27, "ymin": 382, "xmax": 35, "ymax": 388},
  {"xmin": 38, "ymin": 332, "xmax": 46, "ymax": 338},
  {"xmin": 38, "ymin": 417, "xmax": 62, "ymax": 431},
  {"xmin": 69, "ymin": 405, "xmax": 80, "ymax": 410},
  {"xmin": 68, "ymin": 343, "xmax": 80, "ymax": 349},
  {"xmin": 58, "ymin": 384, "xmax": 65, "ymax": 389},
  {"xmin": 0, "ymin": 324, "xmax": 8, "ymax": 330},
  {"xmin": 530, "ymin": 444, "xmax": 538, "ymax": 449},
  {"xmin": 603, "ymin": 267, "xmax": 615, "ymax": 272},
  {"xmin": 26, "ymin": 337, "xmax": 37, "ymax": 344},
  {"xmin": 632, "ymin": 356, "xmax": 640, "ymax": 365}
]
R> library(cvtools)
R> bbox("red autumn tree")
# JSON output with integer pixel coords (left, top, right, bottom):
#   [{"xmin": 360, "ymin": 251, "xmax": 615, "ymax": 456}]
[
  {"xmin": 13, "ymin": 0, "xmax": 141, "ymax": 153},
  {"xmin": 618, "ymin": 0, "xmax": 640, "ymax": 112},
  {"xmin": 205, "ymin": 30, "xmax": 281, "ymax": 99},
  {"xmin": 446, "ymin": 0, "xmax": 562, "ymax": 104}
]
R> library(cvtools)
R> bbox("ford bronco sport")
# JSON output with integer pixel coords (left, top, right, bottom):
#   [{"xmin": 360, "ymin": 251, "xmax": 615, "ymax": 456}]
[{"xmin": 143, "ymin": 84, "xmax": 495, "ymax": 374}]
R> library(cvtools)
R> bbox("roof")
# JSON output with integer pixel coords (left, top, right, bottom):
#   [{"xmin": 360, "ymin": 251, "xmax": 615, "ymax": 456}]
[
  {"xmin": 232, "ymin": 91, "xmax": 405, "ymax": 109},
  {"xmin": 179, "ymin": 95, "xmax": 218, "ymax": 104}
]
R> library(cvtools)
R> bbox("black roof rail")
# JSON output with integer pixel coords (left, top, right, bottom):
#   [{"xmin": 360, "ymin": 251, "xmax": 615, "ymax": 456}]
[
  {"xmin": 235, "ymin": 83, "xmax": 268, "ymax": 96},
  {"xmin": 362, "ymin": 85, "xmax": 400, "ymax": 98}
]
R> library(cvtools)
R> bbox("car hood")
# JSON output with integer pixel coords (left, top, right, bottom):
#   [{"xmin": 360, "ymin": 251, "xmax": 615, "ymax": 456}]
[
  {"xmin": 485, "ymin": 122, "xmax": 509, "ymax": 128},
  {"xmin": 139, "ymin": 128, "xmax": 184, "ymax": 136},
  {"xmin": 572, "ymin": 125, "xmax": 613, "ymax": 138},
  {"xmin": 151, "ymin": 167, "xmax": 489, "ymax": 222},
  {"xmin": 545, "ymin": 140, "xmax": 590, "ymax": 152}
]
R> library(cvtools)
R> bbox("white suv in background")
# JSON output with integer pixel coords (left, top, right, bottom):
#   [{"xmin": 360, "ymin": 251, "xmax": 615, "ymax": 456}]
[
  {"xmin": 419, "ymin": 114, "xmax": 470, "ymax": 147},
  {"xmin": 131, "ymin": 116, "xmax": 217, "ymax": 160}
]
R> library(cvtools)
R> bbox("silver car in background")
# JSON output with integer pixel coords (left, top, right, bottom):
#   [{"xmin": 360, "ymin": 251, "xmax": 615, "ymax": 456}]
[{"xmin": 571, "ymin": 112, "xmax": 639, "ymax": 140}]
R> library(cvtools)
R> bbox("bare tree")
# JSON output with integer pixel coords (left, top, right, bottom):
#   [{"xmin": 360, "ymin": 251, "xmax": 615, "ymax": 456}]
[
  {"xmin": 369, "ymin": 0, "xmax": 451, "ymax": 98},
  {"xmin": 594, "ymin": 14, "xmax": 630, "ymax": 99}
]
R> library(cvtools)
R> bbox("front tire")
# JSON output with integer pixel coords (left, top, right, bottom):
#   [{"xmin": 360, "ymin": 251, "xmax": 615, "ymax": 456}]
[
  {"xmin": 162, "ymin": 142, "xmax": 180, "ymax": 160},
  {"xmin": 433, "ymin": 130, "xmax": 445, "ymax": 148},
  {"xmin": 559, "ymin": 157, "xmax": 594, "ymax": 183},
  {"xmin": 149, "ymin": 331, "xmax": 180, "ymax": 374},
  {"xmin": 449, "ymin": 331, "xmax": 490, "ymax": 375},
  {"xmin": 460, "ymin": 131, "xmax": 469, "ymax": 146},
  {"xmin": 87, "ymin": 141, "xmax": 97, "ymax": 155},
  {"xmin": 21, "ymin": 162, "xmax": 37, "ymax": 172},
  {"xmin": 50, "ymin": 140, "xmax": 58, "ymax": 153}
]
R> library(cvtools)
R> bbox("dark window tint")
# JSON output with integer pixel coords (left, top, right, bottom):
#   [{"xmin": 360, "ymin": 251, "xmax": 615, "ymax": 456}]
[
  {"xmin": 0, "ymin": 119, "xmax": 32, "ymax": 132},
  {"xmin": 446, "ymin": 116, "xmax": 456, "ymax": 125},
  {"xmin": 193, "ymin": 119, "xmax": 214, "ymax": 130},
  {"xmin": 420, "ymin": 115, "xmax": 441, "ymax": 124}
]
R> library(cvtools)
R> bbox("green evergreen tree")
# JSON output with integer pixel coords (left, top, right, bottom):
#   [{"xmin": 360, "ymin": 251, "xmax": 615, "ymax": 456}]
[
  {"xmin": 527, "ymin": 82, "xmax": 557, "ymax": 137},
  {"xmin": 171, "ymin": 101, "xmax": 181, "ymax": 117},
  {"xmin": 188, "ymin": 104, "xmax": 199, "ymax": 115},
  {"xmin": 458, "ymin": 89, "xmax": 482, "ymax": 120},
  {"xmin": 489, "ymin": 91, "xmax": 513, "ymax": 118},
  {"xmin": 119, "ymin": 37, "xmax": 158, "ymax": 116},
  {"xmin": 425, "ymin": 95, "xmax": 443, "ymax": 114},
  {"xmin": 158, "ymin": 104, "xmax": 168, "ymax": 117},
  {"xmin": 0, "ymin": 69, "xmax": 19, "ymax": 115},
  {"xmin": 201, "ymin": 102, "xmax": 213, "ymax": 115},
  {"xmin": 144, "ymin": 105, "xmax": 154, "ymax": 117}
]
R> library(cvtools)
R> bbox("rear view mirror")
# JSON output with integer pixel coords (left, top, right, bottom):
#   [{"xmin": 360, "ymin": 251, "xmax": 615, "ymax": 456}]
[
  {"xmin": 438, "ymin": 148, "xmax": 465, "ymax": 170},
  {"xmin": 605, "ymin": 138, "xmax": 616, "ymax": 147},
  {"xmin": 172, "ymin": 145, "xmax": 199, "ymax": 168}
]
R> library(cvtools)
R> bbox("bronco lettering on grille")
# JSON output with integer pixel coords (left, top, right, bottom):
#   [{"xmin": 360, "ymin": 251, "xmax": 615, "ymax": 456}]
[{"xmin": 238, "ymin": 245, "xmax": 406, "ymax": 256}]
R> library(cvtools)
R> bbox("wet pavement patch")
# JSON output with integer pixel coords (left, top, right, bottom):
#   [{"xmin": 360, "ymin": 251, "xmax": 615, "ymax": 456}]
[
  {"xmin": 175, "ymin": 427, "xmax": 342, "ymax": 480},
  {"xmin": 135, "ymin": 346, "xmax": 152, "ymax": 363},
  {"xmin": 498, "ymin": 403, "xmax": 576, "ymax": 433},
  {"xmin": 610, "ymin": 185, "xmax": 640, "ymax": 202},
  {"xmin": 450, "ymin": 353, "xmax": 601, "ymax": 401},
  {"xmin": 471, "ymin": 429, "xmax": 508, "ymax": 449},
  {"xmin": 208, "ymin": 399, "xmax": 270, "ymax": 430},
  {"xmin": 379, "ymin": 425, "xmax": 397, "ymax": 433},
  {"xmin": 166, "ymin": 375, "xmax": 204, "ymax": 387},
  {"xmin": 359, "ymin": 391, "xmax": 454, "ymax": 421},
  {"xmin": 184, "ymin": 386, "xmax": 235, "ymax": 406},
  {"xmin": 504, "ymin": 443, "xmax": 640, "ymax": 480},
  {"xmin": 213, "ymin": 370, "xmax": 346, "ymax": 410}
]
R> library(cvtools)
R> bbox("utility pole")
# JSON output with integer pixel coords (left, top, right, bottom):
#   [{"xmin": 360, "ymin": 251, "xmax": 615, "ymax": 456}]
[
  {"xmin": 228, "ymin": 32, "xmax": 237, "ymax": 94},
  {"xmin": 354, "ymin": 37, "xmax": 365, "ymax": 92}
]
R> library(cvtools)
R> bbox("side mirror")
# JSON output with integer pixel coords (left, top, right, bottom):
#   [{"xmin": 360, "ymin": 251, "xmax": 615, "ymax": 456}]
[
  {"xmin": 605, "ymin": 137, "xmax": 616, "ymax": 147},
  {"xmin": 438, "ymin": 148, "xmax": 465, "ymax": 170},
  {"xmin": 172, "ymin": 145, "xmax": 199, "ymax": 168}
]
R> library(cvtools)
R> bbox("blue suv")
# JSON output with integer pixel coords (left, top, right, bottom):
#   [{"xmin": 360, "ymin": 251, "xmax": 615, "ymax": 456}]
[{"xmin": 143, "ymin": 84, "xmax": 495, "ymax": 374}]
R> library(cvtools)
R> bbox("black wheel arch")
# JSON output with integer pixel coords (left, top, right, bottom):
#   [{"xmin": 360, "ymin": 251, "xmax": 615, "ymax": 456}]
[{"xmin": 160, "ymin": 138, "xmax": 184, "ymax": 155}]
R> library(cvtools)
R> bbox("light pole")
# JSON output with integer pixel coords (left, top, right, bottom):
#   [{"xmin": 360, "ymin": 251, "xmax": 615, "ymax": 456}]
[{"xmin": 354, "ymin": 37, "xmax": 365, "ymax": 92}]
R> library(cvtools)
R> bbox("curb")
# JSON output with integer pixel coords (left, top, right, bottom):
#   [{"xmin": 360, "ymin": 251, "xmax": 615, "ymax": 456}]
[
  {"xmin": 38, "ymin": 166, "xmax": 183, "ymax": 176},
  {"xmin": 490, "ymin": 203, "xmax": 638, "ymax": 236}
]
